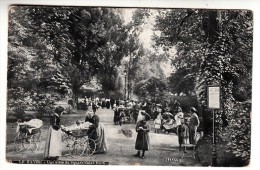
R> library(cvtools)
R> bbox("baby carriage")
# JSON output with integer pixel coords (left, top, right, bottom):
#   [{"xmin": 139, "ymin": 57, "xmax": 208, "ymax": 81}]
[
  {"xmin": 121, "ymin": 108, "xmax": 134, "ymax": 124},
  {"xmin": 114, "ymin": 106, "xmax": 125, "ymax": 125},
  {"xmin": 61, "ymin": 122, "xmax": 96, "ymax": 158},
  {"xmin": 13, "ymin": 119, "xmax": 43, "ymax": 153}
]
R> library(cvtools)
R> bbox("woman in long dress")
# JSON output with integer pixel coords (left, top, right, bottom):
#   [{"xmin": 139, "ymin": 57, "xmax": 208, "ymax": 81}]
[
  {"xmin": 134, "ymin": 111, "xmax": 150, "ymax": 159},
  {"xmin": 188, "ymin": 107, "xmax": 200, "ymax": 144},
  {"xmin": 174, "ymin": 107, "xmax": 184, "ymax": 126},
  {"xmin": 44, "ymin": 108, "xmax": 63, "ymax": 160},
  {"xmin": 85, "ymin": 111, "xmax": 108, "ymax": 153}
]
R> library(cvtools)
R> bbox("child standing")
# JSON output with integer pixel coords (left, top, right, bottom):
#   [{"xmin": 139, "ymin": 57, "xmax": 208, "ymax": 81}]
[
  {"xmin": 176, "ymin": 118, "xmax": 189, "ymax": 152},
  {"xmin": 134, "ymin": 111, "xmax": 151, "ymax": 159},
  {"xmin": 154, "ymin": 114, "xmax": 162, "ymax": 133}
]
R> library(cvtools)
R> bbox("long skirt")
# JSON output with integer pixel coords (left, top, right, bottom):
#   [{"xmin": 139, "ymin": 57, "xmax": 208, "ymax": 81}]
[
  {"xmin": 44, "ymin": 126, "xmax": 62, "ymax": 158},
  {"xmin": 189, "ymin": 126, "xmax": 198, "ymax": 145},
  {"xmin": 135, "ymin": 132, "xmax": 150, "ymax": 151},
  {"xmin": 94, "ymin": 123, "xmax": 108, "ymax": 153}
]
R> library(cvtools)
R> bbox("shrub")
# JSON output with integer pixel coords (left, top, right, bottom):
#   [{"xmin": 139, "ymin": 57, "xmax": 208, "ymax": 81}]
[
  {"xmin": 169, "ymin": 95, "xmax": 198, "ymax": 113},
  {"xmin": 31, "ymin": 93, "xmax": 56, "ymax": 117},
  {"xmin": 225, "ymin": 101, "xmax": 251, "ymax": 166}
]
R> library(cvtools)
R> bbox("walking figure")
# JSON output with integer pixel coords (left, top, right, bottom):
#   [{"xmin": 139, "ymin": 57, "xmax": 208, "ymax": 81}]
[{"xmin": 92, "ymin": 102, "xmax": 97, "ymax": 114}]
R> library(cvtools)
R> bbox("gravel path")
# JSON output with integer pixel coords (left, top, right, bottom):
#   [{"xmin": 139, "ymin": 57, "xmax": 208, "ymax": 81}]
[{"xmin": 6, "ymin": 108, "xmax": 200, "ymax": 166}]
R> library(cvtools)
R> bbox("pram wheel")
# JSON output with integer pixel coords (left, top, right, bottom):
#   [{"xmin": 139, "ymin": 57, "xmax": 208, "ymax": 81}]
[
  {"xmin": 70, "ymin": 138, "xmax": 86, "ymax": 158},
  {"xmin": 13, "ymin": 132, "xmax": 30, "ymax": 152},
  {"xmin": 84, "ymin": 138, "xmax": 96, "ymax": 156},
  {"xmin": 29, "ymin": 131, "xmax": 42, "ymax": 152}
]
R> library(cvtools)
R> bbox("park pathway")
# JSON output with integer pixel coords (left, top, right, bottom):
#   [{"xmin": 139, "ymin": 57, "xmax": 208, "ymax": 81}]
[{"xmin": 6, "ymin": 108, "xmax": 201, "ymax": 166}]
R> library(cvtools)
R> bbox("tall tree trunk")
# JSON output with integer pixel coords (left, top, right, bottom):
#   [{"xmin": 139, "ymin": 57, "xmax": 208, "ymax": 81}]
[{"xmin": 197, "ymin": 10, "xmax": 221, "ymax": 135}]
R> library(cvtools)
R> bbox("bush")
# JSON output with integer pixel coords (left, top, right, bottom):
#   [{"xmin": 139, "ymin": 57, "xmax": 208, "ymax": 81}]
[
  {"xmin": 31, "ymin": 93, "xmax": 56, "ymax": 117},
  {"xmin": 196, "ymin": 136, "xmax": 248, "ymax": 167},
  {"xmin": 169, "ymin": 95, "xmax": 198, "ymax": 113},
  {"xmin": 225, "ymin": 101, "xmax": 251, "ymax": 166}
]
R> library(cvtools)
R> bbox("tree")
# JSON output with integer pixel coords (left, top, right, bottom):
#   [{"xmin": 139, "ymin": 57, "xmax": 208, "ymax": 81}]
[
  {"xmin": 168, "ymin": 67, "xmax": 196, "ymax": 95},
  {"xmin": 26, "ymin": 7, "xmax": 130, "ymax": 107},
  {"xmin": 154, "ymin": 9, "xmax": 252, "ymax": 165},
  {"xmin": 8, "ymin": 6, "xmax": 59, "ymax": 117},
  {"xmin": 134, "ymin": 76, "xmax": 167, "ymax": 102}
]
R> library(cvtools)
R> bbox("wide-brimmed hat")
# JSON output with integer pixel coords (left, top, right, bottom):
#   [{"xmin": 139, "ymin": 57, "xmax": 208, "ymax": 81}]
[
  {"xmin": 164, "ymin": 112, "xmax": 173, "ymax": 118},
  {"xmin": 55, "ymin": 106, "xmax": 64, "ymax": 114},
  {"xmin": 190, "ymin": 107, "xmax": 197, "ymax": 113},
  {"xmin": 177, "ymin": 107, "xmax": 182, "ymax": 112},
  {"xmin": 140, "ymin": 110, "xmax": 151, "ymax": 121}
]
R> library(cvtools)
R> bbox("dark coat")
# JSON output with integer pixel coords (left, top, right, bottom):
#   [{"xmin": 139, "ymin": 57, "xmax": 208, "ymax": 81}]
[
  {"xmin": 135, "ymin": 120, "xmax": 150, "ymax": 151},
  {"xmin": 106, "ymin": 101, "xmax": 110, "ymax": 109},
  {"xmin": 92, "ymin": 103, "xmax": 97, "ymax": 112},
  {"xmin": 102, "ymin": 101, "xmax": 106, "ymax": 108},
  {"xmin": 50, "ymin": 113, "xmax": 60, "ymax": 130},
  {"xmin": 86, "ymin": 115, "xmax": 100, "ymax": 140},
  {"xmin": 114, "ymin": 109, "xmax": 122, "ymax": 123}
]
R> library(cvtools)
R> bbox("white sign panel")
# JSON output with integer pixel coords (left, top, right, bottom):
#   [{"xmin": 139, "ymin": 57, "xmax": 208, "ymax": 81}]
[{"xmin": 208, "ymin": 86, "xmax": 221, "ymax": 109}]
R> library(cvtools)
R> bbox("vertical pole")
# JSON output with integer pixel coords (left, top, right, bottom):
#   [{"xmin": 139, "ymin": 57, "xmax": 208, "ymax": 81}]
[
  {"xmin": 127, "ymin": 59, "xmax": 130, "ymax": 100},
  {"xmin": 125, "ymin": 73, "xmax": 127, "ymax": 100},
  {"xmin": 212, "ymin": 109, "xmax": 217, "ymax": 166}
]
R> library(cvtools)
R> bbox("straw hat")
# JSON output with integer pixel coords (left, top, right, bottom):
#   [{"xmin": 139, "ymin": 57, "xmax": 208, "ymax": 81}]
[
  {"xmin": 140, "ymin": 110, "xmax": 151, "ymax": 121},
  {"xmin": 190, "ymin": 107, "xmax": 197, "ymax": 113}
]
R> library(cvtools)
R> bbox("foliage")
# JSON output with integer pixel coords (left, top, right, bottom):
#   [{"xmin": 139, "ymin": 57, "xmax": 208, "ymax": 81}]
[
  {"xmin": 169, "ymin": 96, "xmax": 198, "ymax": 113},
  {"xmin": 225, "ymin": 101, "xmax": 251, "ymax": 165},
  {"xmin": 8, "ymin": 6, "xmax": 130, "ymax": 109},
  {"xmin": 30, "ymin": 93, "xmax": 56, "ymax": 117},
  {"xmin": 197, "ymin": 10, "xmax": 252, "ymax": 164},
  {"xmin": 8, "ymin": 87, "xmax": 57, "ymax": 118},
  {"xmin": 154, "ymin": 9, "xmax": 252, "ymax": 165},
  {"xmin": 168, "ymin": 67, "xmax": 196, "ymax": 95},
  {"xmin": 134, "ymin": 76, "xmax": 167, "ymax": 102}
]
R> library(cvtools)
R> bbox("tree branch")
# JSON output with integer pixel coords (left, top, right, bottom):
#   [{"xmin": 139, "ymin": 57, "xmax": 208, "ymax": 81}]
[{"xmin": 177, "ymin": 10, "xmax": 195, "ymax": 38}]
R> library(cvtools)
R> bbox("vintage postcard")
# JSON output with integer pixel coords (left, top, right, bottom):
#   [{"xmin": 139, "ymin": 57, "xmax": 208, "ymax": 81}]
[{"xmin": 1, "ymin": 0, "xmax": 259, "ymax": 169}]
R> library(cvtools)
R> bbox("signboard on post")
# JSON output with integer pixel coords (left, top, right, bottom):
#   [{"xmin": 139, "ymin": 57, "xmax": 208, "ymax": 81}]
[
  {"xmin": 208, "ymin": 86, "xmax": 221, "ymax": 109},
  {"xmin": 207, "ymin": 85, "xmax": 221, "ymax": 166}
]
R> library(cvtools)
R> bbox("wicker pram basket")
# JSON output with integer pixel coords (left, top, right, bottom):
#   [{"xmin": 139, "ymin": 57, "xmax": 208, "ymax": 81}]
[
  {"xmin": 18, "ymin": 124, "xmax": 42, "ymax": 135},
  {"xmin": 68, "ymin": 129, "xmax": 89, "ymax": 137}
]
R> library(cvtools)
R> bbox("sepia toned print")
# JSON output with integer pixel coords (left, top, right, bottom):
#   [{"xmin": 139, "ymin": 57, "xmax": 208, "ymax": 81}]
[{"xmin": 6, "ymin": 6, "xmax": 252, "ymax": 166}]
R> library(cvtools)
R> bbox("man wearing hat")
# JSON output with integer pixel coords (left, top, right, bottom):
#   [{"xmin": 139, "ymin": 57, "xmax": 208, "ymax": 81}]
[
  {"xmin": 134, "ymin": 111, "xmax": 151, "ymax": 159},
  {"xmin": 188, "ymin": 107, "xmax": 200, "ymax": 145}
]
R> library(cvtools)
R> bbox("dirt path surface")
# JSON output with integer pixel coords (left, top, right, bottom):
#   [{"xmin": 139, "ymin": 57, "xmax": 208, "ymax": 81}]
[{"xmin": 6, "ymin": 108, "xmax": 200, "ymax": 166}]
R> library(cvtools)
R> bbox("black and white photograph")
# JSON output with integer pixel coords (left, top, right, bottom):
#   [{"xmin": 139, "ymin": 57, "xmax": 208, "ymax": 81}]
[{"xmin": 1, "ymin": 0, "xmax": 260, "ymax": 169}]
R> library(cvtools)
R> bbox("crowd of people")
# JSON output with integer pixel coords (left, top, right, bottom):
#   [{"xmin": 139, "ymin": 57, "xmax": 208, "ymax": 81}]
[
  {"xmin": 19, "ymin": 97, "xmax": 200, "ymax": 160},
  {"xmin": 109, "ymin": 98, "xmax": 200, "ymax": 157}
]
